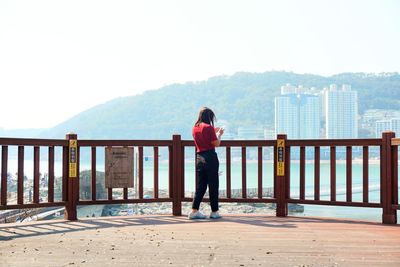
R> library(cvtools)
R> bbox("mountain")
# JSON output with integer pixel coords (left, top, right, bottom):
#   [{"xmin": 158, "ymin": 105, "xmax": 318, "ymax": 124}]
[{"xmin": 38, "ymin": 71, "xmax": 400, "ymax": 139}]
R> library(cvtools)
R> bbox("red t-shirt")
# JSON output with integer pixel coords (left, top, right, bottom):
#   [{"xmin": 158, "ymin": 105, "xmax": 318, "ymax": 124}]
[{"xmin": 192, "ymin": 123, "xmax": 218, "ymax": 153}]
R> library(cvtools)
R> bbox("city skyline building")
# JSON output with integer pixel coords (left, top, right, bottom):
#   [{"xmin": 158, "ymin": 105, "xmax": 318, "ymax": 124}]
[
  {"xmin": 375, "ymin": 120, "xmax": 391, "ymax": 137},
  {"xmin": 275, "ymin": 85, "xmax": 320, "ymax": 139},
  {"xmin": 391, "ymin": 118, "xmax": 400, "ymax": 136},
  {"xmin": 375, "ymin": 118, "xmax": 400, "ymax": 137},
  {"xmin": 325, "ymin": 84, "xmax": 358, "ymax": 139}
]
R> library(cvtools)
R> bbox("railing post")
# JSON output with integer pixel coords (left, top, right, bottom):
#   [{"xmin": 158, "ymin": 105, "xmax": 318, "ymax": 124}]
[
  {"xmin": 64, "ymin": 133, "xmax": 78, "ymax": 221},
  {"xmin": 172, "ymin": 134, "xmax": 182, "ymax": 216},
  {"xmin": 275, "ymin": 134, "xmax": 288, "ymax": 217},
  {"xmin": 381, "ymin": 131, "xmax": 397, "ymax": 224}
]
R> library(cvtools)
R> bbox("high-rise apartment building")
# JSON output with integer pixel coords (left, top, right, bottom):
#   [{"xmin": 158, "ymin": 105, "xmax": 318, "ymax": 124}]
[
  {"xmin": 376, "ymin": 118, "xmax": 400, "ymax": 137},
  {"xmin": 391, "ymin": 118, "xmax": 400, "ymax": 136},
  {"xmin": 375, "ymin": 120, "xmax": 391, "ymax": 137},
  {"xmin": 325, "ymin": 85, "xmax": 358, "ymax": 138},
  {"xmin": 275, "ymin": 85, "xmax": 320, "ymax": 139}
]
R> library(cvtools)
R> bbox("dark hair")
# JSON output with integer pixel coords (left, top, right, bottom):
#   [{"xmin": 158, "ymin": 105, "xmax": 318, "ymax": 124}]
[{"xmin": 194, "ymin": 107, "xmax": 216, "ymax": 126}]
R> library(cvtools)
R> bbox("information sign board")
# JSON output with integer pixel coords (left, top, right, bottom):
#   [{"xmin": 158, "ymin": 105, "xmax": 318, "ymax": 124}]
[{"xmin": 105, "ymin": 147, "xmax": 134, "ymax": 188}]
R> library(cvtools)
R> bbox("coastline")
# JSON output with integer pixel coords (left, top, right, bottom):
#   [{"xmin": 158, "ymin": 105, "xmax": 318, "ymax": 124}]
[{"xmin": 3, "ymin": 185, "xmax": 389, "ymax": 223}]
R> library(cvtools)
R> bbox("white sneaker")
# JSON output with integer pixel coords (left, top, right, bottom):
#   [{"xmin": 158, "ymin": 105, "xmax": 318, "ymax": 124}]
[
  {"xmin": 188, "ymin": 211, "xmax": 207, "ymax": 219},
  {"xmin": 210, "ymin": 211, "xmax": 221, "ymax": 219}
]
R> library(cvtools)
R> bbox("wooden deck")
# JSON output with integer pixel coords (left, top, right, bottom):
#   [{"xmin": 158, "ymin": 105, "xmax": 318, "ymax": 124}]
[{"xmin": 1, "ymin": 214, "xmax": 399, "ymax": 267}]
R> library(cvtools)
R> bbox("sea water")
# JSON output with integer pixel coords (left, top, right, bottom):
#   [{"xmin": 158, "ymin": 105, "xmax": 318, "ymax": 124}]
[
  {"xmin": 3, "ymin": 156, "xmax": 399, "ymax": 222},
  {"xmin": 140, "ymin": 159, "xmax": 399, "ymax": 222}
]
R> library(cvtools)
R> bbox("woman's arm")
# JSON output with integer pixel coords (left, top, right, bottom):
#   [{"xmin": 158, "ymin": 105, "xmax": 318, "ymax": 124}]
[
  {"xmin": 211, "ymin": 138, "xmax": 221, "ymax": 147},
  {"xmin": 211, "ymin": 128, "xmax": 224, "ymax": 147}
]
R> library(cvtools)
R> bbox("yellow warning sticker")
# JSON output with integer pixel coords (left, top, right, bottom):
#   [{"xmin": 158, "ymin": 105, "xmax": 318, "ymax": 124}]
[
  {"xmin": 69, "ymin": 140, "xmax": 77, "ymax": 178},
  {"xmin": 277, "ymin": 139, "xmax": 285, "ymax": 176}
]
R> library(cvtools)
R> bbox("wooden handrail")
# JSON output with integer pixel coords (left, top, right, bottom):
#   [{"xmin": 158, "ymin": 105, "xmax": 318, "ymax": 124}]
[
  {"xmin": 0, "ymin": 137, "xmax": 67, "ymax": 146},
  {"xmin": 78, "ymin": 140, "xmax": 172, "ymax": 147},
  {"xmin": 392, "ymin": 138, "xmax": 400, "ymax": 146}
]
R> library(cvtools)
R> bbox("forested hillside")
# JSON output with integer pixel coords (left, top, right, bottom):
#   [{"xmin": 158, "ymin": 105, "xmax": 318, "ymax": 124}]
[{"xmin": 41, "ymin": 71, "xmax": 400, "ymax": 139}]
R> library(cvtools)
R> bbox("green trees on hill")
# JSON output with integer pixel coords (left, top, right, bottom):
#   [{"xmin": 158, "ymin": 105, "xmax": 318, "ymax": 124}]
[{"xmin": 42, "ymin": 71, "xmax": 400, "ymax": 139}]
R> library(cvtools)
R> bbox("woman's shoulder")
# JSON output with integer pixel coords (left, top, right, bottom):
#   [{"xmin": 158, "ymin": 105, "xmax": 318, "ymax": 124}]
[
  {"xmin": 198, "ymin": 122, "xmax": 213, "ymax": 129},
  {"xmin": 193, "ymin": 123, "xmax": 213, "ymax": 132}
]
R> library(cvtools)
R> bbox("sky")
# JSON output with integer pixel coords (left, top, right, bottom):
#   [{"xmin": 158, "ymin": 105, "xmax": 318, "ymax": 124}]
[{"xmin": 0, "ymin": 0, "xmax": 399, "ymax": 129}]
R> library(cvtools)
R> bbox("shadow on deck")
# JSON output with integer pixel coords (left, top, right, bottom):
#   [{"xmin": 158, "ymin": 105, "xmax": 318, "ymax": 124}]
[
  {"xmin": 1, "ymin": 215, "xmax": 399, "ymax": 266},
  {"xmin": 0, "ymin": 214, "xmax": 392, "ymax": 241}
]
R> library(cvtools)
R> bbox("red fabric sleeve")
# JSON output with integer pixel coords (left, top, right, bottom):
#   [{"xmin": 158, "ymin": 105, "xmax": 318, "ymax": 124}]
[{"xmin": 207, "ymin": 125, "xmax": 218, "ymax": 142}]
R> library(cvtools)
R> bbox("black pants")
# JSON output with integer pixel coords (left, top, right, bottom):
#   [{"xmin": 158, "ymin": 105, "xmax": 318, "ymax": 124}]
[{"xmin": 192, "ymin": 150, "xmax": 219, "ymax": 212}]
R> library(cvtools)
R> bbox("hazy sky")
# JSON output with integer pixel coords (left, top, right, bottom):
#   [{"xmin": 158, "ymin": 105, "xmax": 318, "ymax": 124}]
[{"xmin": 0, "ymin": 0, "xmax": 399, "ymax": 129}]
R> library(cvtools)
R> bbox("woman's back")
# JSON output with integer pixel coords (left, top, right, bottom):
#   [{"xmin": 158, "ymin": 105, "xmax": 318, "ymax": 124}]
[{"xmin": 192, "ymin": 122, "xmax": 218, "ymax": 153}]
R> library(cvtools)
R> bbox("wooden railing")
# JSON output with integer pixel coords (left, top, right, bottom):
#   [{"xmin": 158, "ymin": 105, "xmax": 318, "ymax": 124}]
[
  {"xmin": 77, "ymin": 138, "xmax": 173, "ymax": 205},
  {"xmin": 0, "ymin": 132, "xmax": 398, "ymax": 224},
  {"xmin": 285, "ymin": 138, "xmax": 382, "ymax": 206},
  {"xmin": 180, "ymin": 139, "xmax": 276, "ymax": 204},
  {"xmin": 0, "ymin": 138, "xmax": 68, "ymax": 210}
]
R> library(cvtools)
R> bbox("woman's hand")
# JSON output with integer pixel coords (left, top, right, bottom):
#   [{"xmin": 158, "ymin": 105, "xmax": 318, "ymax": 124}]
[
  {"xmin": 211, "ymin": 127, "xmax": 224, "ymax": 147},
  {"xmin": 215, "ymin": 127, "xmax": 224, "ymax": 138}
]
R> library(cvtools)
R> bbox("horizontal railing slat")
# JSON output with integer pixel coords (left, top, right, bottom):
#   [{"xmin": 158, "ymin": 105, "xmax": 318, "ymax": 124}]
[
  {"xmin": 0, "ymin": 137, "xmax": 383, "ymax": 149},
  {"xmin": 182, "ymin": 140, "xmax": 276, "ymax": 146},
  {"xmin": 287, "ymin": 139, "xmax": 381, "ymax": 146},
  {"xmin": 78, "ymin": 140, "xmax": 172, "ymax": 147},
  {"xmin": 182, "ymin": 197, "xmax": 276, "ymax": 203},
  {"xmin": 0, "ymin": 138, "xmax": 67, "ymax": 146},
  {"xmin": 0, "ymin": 202, "xmax": 67, "ymax": 210},
  {"xmin": 287, "ymin": 199, "xmax": 381, "ymax": 208},
  {"xmin": 78, "ymin": 198, "xmax": 172, "ymax": 205}
]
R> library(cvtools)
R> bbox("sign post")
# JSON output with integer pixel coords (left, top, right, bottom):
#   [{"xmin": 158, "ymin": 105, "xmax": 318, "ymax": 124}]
[
  {"xmin": 65, "ymin": 133, "xmax": 78, "ymax": 220},
  {"xmin": 276, "ymin": 134, "xmax": 288, "ymax": 217}
]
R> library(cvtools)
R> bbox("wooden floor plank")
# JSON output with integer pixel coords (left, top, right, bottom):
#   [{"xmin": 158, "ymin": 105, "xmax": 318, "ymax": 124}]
[{"xmin": 1, "ymin": 214, "xmax": 399, "ymax": 267}]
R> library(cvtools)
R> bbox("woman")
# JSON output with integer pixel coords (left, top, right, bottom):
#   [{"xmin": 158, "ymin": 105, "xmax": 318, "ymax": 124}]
[{"xmin": 189, "ymin": 107, "xmax": 224, "ymax": 219}]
